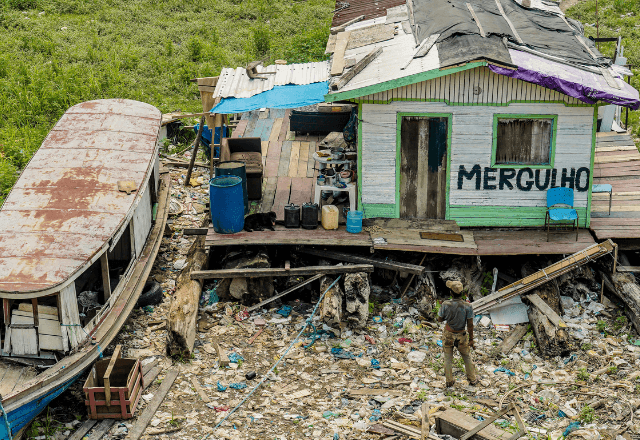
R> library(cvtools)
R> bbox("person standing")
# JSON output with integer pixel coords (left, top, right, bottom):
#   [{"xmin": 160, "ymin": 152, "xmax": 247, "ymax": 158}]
[{"xmin": 437, "ymin": 280, "xmax": 478, "ymax": 387}]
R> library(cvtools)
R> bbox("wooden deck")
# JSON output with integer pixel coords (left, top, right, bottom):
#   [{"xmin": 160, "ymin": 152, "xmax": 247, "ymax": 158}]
[
  {"xmin": 211, "ymin": 112, "xmax": 604, "ymax": 255},
  {"xmin": 233, "ymin": 109, "xmax": 321, "ymax": 219},
  {"xmin": 590, "ymin": 132, "xmax": 640, "ymax": 240}
]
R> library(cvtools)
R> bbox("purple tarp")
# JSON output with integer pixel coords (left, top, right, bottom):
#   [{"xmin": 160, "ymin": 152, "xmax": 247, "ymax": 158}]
[{"xmin": 488, "ymin": 49, "xmax": 640, "ymax": 110}]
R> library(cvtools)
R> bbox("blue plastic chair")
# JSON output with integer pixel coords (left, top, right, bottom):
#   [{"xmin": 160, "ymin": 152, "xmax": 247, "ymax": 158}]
[{"xmin": 545, "ymin": 187, "xmax": 579, "ymax": 242}]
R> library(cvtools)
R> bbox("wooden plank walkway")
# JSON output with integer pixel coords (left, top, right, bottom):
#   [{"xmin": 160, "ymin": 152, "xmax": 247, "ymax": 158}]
[
  {"xmin": 231, "ymin": 109, "xmax": 321, "ymax": 220},
  {"xmin": 590, "ymin": 132, "xmax": 640, "ymax": 240}
]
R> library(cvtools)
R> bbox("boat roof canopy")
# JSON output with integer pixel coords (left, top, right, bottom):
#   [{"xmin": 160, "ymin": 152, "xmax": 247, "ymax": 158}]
[{"xmin": 0, "ymin": 99, "xmax": 161, "ymax": 296}]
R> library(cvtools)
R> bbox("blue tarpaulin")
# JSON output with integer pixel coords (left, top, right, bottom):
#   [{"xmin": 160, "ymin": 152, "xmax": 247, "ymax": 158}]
[{"xmin": 211, "ymin": 81, "xmax": 329, "ymax": 114}]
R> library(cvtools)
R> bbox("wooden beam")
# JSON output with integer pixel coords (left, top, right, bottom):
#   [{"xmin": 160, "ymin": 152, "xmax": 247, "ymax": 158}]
[
  {"xmin": 100, "ymin": 252, "xmax": 111, "ymax": 301},
  {"xmin": 182, "ymin": 228, "xmax": 208, "ymax": 236},
  {"xmin": 191, "ymin": 264, "xmax": 374, "ymax": 280},
  {"xmin": 466, "ymin": 3, "xmax": 486, "ymax": 37},
  {"xmin": 128, "ymin": 368, "xmax": 179, "ymax": 440},
  {"xmin": 331, "ymin": 47, "xmax": 382, "ymax": 90},
  {"xmin": 498, "ymin": 324, "xmax": 528, "ymax": 354},
  {"xmin": 526, "ymin": 294, "xmax": 567, "ymax": 328},
  {"xmin": 616, "ymin": 265, "xmax": 640, "ymax": 272},
  {"xmin": 459, "ymin": 405, "xmax": 513, "ymax": 440},
  {"xmin": 297, "ymin": 248, "xmax": 425, "ymax": 275},
  {"xmin": 494, "ymin": 0, "xmax": 523, "ymax": 43},
  {"xmin": 86, "ymin": 419, "xmax": 116, "ymax": 440},
  {"xmin": 68, "ymin": 420, "xmax": 98, "ymax": 440},
  {"xmin": 330, "ymin": 31, "xmax": 352, "ymax": 76},
  {"xmin": 330, "ymin": 15, "xmax": 365, "ymax": 34},
  {"xmin": 247, "ymin": 274, "xmax": 324, "ymax": 312},
  {"xmin": 190, "ymin": 376, "xmax": 210, "ymax": 403},
  {"xmin": 103, "ymin": 344, "xmax": 122, "ymax": 407}
]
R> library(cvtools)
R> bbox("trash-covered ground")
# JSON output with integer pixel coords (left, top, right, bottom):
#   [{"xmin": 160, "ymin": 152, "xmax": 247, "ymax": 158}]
[{"xmin": 27, "ymin": 164, "xmax": 640, "ymax": 440}]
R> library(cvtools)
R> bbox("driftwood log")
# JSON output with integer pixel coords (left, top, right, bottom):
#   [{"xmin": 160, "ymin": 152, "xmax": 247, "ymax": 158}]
[
  {"xmin": 320, "ymin": 275, "xmax": 343, "ymax": 327},
  {"xmin": 601, "ymin": 271, "xmax": 640, "ymax": 334},
  {"xmin": 343, "ymin": 272, "xmax": 370, "ymax": 328},
  {"xmin": 528, "ymin": 304, "xmax": 572, "ymax": 358},
  {"xmin": 167, "ymin": 236, "xmax": 209, "ymax": 357}
]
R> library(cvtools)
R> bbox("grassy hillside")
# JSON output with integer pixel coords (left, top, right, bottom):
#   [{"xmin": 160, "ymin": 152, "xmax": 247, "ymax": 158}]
[
  {"xmin": 0, "ymin": 0, "xmax": 333, "ymax": 203},
  {"xmin": 566, "ymin": 0, "xmax": 640, "ymax": 135}
]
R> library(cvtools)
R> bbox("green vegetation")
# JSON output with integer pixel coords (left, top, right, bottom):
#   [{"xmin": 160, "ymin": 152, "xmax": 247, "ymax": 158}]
[
  {"xmin": 416, "ymin": 389, "xmax": 428, "ymax": 401},
  {"xmin": 0, "ymin": 0, "xmax": 333, "ymax": 204},
  {"xmin": 576, "ymin": 367, "xmax": 590, "ymax": 381},
  {"xmin": 567, "ymin": 0, "xmax": 640, "ymax": 136},
  {"xmin": 596, "ymin": 320, "xmax": 608, "ymax": 333},
  {"xmin": 607, "ymin": 365, "xmax": 618, "ymax": 375},
  {"xmin": 613, "ymin": 315, "xmax": 627, "ymax": 331},
  {"xmin": 581, "ymin": 343, "xmax": 592, "ymax": 351},
  {"xmin": 579, "ymin": 405, "xmax": 596, "ymax": 423},
  {"xmin": 480, "ymin": 271, "xmax": 494, "ymax": 296}
]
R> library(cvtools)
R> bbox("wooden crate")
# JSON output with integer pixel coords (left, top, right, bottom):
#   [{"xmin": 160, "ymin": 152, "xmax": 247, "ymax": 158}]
[{"xmin": 83, "ymin": 346, "xmax": 143, "ymax": 419}]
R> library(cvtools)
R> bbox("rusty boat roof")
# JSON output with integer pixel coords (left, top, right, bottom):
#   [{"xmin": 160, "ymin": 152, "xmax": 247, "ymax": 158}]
[{"xmin": 0, "ymin": 99, "xmax": 161, "ymax": 296}]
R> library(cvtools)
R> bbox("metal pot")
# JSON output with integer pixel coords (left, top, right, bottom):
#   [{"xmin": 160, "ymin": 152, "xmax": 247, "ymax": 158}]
[
  {"xmin": 324, "ymin": 174, "xmax": 335, "ymax": 186},
  {"xmin": 331, "ymin": 151, "xmax": 344, "ymax": 160}
]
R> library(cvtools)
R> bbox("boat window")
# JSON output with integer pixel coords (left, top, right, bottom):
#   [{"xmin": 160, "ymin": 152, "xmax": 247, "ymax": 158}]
[
  {"xmin": 74, "ymin": 258, "xmax": 106, "ymax": 327},
  {"xmin": 107, "ymin": 223, "xmax": 134, "ymax": 294}
]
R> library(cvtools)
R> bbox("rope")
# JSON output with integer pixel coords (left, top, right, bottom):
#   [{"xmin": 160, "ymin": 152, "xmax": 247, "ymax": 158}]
[
  {"xmin": 61, "ymin": 324, "xmax": 103, "ymax": 358},
  {"xmin": 0, "ymin": 399, "xmax": 12, "ymax": 440},
  {"xmin": 303, "ymin": 322, "xmax": 319, "ymax": 349},
  {"xmin": 212, "ymin": 275, "xmax": 343, "ymax": 432}
]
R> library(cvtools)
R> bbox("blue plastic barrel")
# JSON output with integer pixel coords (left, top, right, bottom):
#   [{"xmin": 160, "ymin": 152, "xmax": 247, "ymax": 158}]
[
  {"xmin": 209, "ymin": 176, "xmax": 245, "ymax": 234},
  {"xmin": 215, "ymin": 161, "xmax": 249, "ymax": 213},
  {"xmin": 346, "ymin": 210, "xmax": 363, "ymax": 234}
]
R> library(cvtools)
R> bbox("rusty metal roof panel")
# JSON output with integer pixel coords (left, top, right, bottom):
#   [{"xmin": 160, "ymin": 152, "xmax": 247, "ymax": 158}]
[
  {"xmin": 0, "ymin": 99, "xmax": 161, "ymax": 295},
  {"xmin": 332, "ymin": 0, "xmax": 406, "ymax": 27},
  {"xmin": 213, "ymin": 61, "xmax": 330, "ymax": 99}
]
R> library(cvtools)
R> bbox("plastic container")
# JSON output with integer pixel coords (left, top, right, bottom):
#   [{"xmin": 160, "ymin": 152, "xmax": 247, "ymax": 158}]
[
  {"xmin": 301, "ymin": 203, "xmax": 319, "ymax": 229},
  {"xmin": 284, "ymin": 204, "xmax": 301, "ymax": 228},
  {"xmin": 215, "ymin": 161, "xmax": 248, "ymax": 213},
  {"xmin": 321, "ymin": 205, "xmax": 339, "ymax": 230},
  {"xmin": 209, "ymin": 176, "xmax": 245, "ymax": 234},
  {"xmin": 346, "ymin": 210, "xmax": 363, "ymax": 234}
]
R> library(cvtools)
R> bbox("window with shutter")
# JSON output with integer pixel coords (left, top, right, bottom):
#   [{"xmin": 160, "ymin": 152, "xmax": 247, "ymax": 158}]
[{"xmin": 494, "ymin": 117, "xmax": 555, "ymax": 167}]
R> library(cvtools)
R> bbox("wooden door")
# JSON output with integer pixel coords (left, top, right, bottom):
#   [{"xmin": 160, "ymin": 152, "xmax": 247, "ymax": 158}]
[{"xmin": 400, "ymin": 117, "xmax": 448, "ymax": 219}]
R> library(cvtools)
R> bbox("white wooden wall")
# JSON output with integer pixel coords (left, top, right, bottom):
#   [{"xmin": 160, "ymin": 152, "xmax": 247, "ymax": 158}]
[
  {"xmin": 360, "ymin": 102, "xmax": 594, "ymax": 210},
  {"xmin": 132, "ymin": 179, "xmax": 152, "ymax": 258},
  {"xmin": 356, "ymin": 66, "xmax": 585, "ymax": 106}
]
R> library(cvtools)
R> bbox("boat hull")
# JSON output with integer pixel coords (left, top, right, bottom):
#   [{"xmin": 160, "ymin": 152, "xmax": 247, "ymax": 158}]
[{"xmin": 1, "ymin": 374, "xmax": 80, "ymax": 438}]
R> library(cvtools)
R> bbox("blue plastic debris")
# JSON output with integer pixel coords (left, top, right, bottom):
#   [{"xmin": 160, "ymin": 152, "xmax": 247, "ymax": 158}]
[
  {"xmin": 564, "ymin": 354, "xmax": 577, "ymax": 364},
  {"xmin": 371, "ymin": 359, "xmax": 380, "ymax": 369},
  {"xmin": 331, "ymin": 347, "xmax": 358, "ymax": 359},
  {"xmin": 524, "ymin": 373, "xmax": 530, "ymax": 380},
  {"xmin": 437, "ymin": 340, "xmax": 443, "ymax": 347},
  {"xmin": 323, "ymin": 411, "xmax": 339, "ymax": 419},
  {"xmin": 276, "ymin": 305, "xmax": 292, "ymax": 317},
  {"xmin": 217, "ymin": 381, "xmax": 227, "ymax": 392},
  {"xmin": 563, "ymin": 422, "xmax": 580, "ymax": 437},
  {"xmin": 493, "ymin": 367, "xmax": 516, "ymax": 376},
  {"xmin": 369, "ymin": 409, "xmax": 382, "ymax": 421},
  {"xmin": 228, "ymin": 352, "xmax": 244, "ymax": 363},
  {"xmin": 333, "ymin": 433, "xmax": 340, "ymax": 440},
  {"xmin": 558, "ymin": 410, "xmax": 567, "ymax": 418},
  {"xmin": 229, "ymin": 382, "xmax": 247, "ymax": 389},
  {"xmin": 474, "ymin": 415, "xmax": 485, "ymax": 421},
  {"xmin": 372, "ymin": 316, "xmax": 383, "ymax": 323}
]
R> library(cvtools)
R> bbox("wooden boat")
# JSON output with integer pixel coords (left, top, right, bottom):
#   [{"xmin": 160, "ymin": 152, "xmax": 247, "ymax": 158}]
[{"xmin": 0, "ymin": 99, "xmax": 170, "ymax": 438}]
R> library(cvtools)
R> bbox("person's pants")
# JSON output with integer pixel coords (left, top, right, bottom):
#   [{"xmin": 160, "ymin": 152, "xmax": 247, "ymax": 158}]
[{"xmin": 443, "ymin": 328, "xmax": 477, "ymax": 385}]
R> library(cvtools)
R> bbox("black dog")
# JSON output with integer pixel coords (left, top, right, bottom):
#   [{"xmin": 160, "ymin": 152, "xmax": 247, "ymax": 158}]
[{"xmin": 244, "ymin": 212, "xmax": 277, "ymax": 232}]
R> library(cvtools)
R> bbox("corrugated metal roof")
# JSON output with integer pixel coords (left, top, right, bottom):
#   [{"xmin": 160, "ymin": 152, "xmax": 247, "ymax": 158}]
[
  {"xmin": 213, "ymin": 62, "xmax": 330, "ymax": 100},
  {"xmin": 0, "ymin": 99, "xmax": 161, "ymax": 294},
  {"xmin": 332, "ymin": 0, "xmax": 406, "ymax": 27}
]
